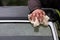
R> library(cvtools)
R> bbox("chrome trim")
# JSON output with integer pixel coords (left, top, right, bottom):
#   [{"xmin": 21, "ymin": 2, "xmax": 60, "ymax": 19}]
[
  {"xmin": 48, "ymin": 22, "xmax": 59, "ymax": 40},
  {"xmin": 0, "ymin": 20, "xmax": 30, "ymax": 22}
]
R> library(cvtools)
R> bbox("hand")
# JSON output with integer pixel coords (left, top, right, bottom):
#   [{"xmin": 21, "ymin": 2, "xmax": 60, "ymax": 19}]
[{"xmin": 28, "ymin": 9, "xmax": 46, "ymax": 22}]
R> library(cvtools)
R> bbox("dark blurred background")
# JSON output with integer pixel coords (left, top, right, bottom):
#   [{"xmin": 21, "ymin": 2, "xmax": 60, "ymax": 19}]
[{"xmin": 0, "ymin": 0, "xmax": 28, "ymax": 6}]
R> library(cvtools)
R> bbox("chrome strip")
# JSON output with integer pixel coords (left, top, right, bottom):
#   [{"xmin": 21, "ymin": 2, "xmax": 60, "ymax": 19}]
[
  {"xmin": 48, "ymin": 22, "xmax": 59, "ymax": 40},
  {"xmin": 0, "ymin": 20, "xmax": 30, "ymax": 22}
]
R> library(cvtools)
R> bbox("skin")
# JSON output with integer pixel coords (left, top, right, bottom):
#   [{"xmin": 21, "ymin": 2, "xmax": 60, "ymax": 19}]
[{"xmin": 29, "ymin": 9, "xmax": 45, "ymax": 22}]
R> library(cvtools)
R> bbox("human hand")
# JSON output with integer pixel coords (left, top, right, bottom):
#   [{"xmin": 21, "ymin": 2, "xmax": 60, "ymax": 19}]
[{"xmin": 28, "ymin": 9, "xmax": 45, "ymax": 22}]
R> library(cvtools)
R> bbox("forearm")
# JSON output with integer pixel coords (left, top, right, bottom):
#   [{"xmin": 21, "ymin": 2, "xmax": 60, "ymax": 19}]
[{"xmin": 28, "ymin": 0, "xmax": 41, "ymax": 12}]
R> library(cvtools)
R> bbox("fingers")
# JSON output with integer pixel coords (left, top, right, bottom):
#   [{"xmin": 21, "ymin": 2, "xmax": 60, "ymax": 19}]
[
  {"xmin": 37, "ymin": 10, "xmax": 45, "ymax": 22},
  {"xmin": 28, "ymin": 13, "xmax": 36, "ymax": 21},
  {"xmin": 28, "ymin": 9, "xmax": 46, "ymax": 23}
]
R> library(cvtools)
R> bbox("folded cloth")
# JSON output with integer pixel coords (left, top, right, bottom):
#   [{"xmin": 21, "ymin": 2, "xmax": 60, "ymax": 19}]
[
  {"xmin": 42, "ymin": 15, "xmax": 50, "ymax": 26},
  {"xmin": 28, "ymin": 15, "xmax": 50, "ymax": 27}
]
